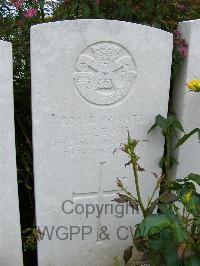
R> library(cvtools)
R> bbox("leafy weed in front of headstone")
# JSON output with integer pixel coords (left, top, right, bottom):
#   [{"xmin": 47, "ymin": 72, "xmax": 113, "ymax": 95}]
[{"xmin": 113, "ymin": 114, "xmax": 200, "ymax": 265}]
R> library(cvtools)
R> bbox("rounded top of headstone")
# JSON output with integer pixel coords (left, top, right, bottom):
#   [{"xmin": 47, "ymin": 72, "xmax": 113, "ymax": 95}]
[
  {"xmin": 180, "ymin": 19, "xmax": 200, "ymax": 25},
  {"xmin": 0, "ymin": 40, "xmax": 12, "ymax": 48},
  {"xmin": 31, "ymin": 19, "xmax": 172, "ymax": 38}
]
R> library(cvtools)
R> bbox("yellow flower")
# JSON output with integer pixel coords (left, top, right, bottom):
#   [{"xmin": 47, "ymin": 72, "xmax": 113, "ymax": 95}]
[
  {"xmin": 182, "ymin": 191, "xmax": 192, "ymax": 204},
  {"xmin": 187, "ymin": 79, "xmax": 200, "ymax": 92}
]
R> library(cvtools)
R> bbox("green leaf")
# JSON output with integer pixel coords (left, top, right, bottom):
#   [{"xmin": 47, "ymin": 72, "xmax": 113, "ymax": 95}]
[
  {"xmin": 168, "ymin": 181, "xmax": 183, "ymax": 191},
  {"xmin": 186, "ymin": 194, "xmax": 200, "ymax": 216},
  {"xmin": 159, "ymin": 155, "xmax": 164, "ymax": 168},
  {"xmin": 165, "ymin": 245, "xmax": 182, "ymax": 266},
  {"xmin": 147, "ymin": 122, "xmax": 157, "ymax": 134},
  {"xmin": 157, "ymin": 205, "xmax": 188, "ymax": 243},
  {"xmin": 167, "ymin": 116, "xmax": 184, "ymax": 133},
  {"xmin": 148, "ymin": 115, "xmax": 167, "ymax": 133},
  {"xmin": 157, "ymin": 204, "xmax": 177, "ymax": 221},
  {"xmin": 135, "ymin": 214, "xmax": 170, "ymax": 237},
  {"xmin": 185, "ymin": 255, "xmax": 200, "ymax": 266},
  {"xmin": 148, "ymin": 114, "xmax": 183, "ymax": 135},
  {"xmin": 171, "ymin": 222, "xmax": 188, "ymax": 243},
  {"xmin": 148, "ymin": 229, "xmax": 172, "ymax": 250},
  {"xmin": 175, "ymin": 128, "xmax": 200, "ymax": 149},
  {"xmin": 113, "ymin": 256, "xmax": 121, "ymax": 266},
  {"xmin": 25, "ymin": 184, "xmax": 32, "ymax": 190},
  {"xmin": 178, "ymin": 182, "xmax": 196, "ymax": 199},
  {"xmin": 156, "ymin": 114, "xmax": 168, "ymax": 132},
  {"xmin": 39, "ymin": 0, "xmax": 45, "ymax": 10},
  {"xmin": 187, "ymin": 173, "xmax": 200, "ymax": 186}
]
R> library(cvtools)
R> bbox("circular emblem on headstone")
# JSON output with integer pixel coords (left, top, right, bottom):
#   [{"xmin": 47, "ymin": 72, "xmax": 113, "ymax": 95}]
[{"xmin": 73, "ymin": 41, "xmax": 137, "ymax": 105}]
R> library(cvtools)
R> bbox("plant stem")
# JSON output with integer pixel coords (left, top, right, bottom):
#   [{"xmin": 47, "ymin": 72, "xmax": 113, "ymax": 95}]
[
  {"xmin": 166, "ymin": 134, "xmax": 171, "ymax": 181},
  {"xmin": 147, "ymin": 184, "xmax": 159, "ymax": 209},
  {"xmin": 132, "ymin": 163, "xmax": 146, "ymax": 217}
]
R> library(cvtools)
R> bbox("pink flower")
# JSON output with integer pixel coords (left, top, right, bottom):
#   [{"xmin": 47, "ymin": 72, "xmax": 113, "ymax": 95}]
[
  {"xmin": 11, "ymin": 0, "xmax": 23, "ymax": 9},
  {"xmin": 96, "ymin": 0, "xmax": 100, "ymax": 5},
  {"xmin": 179, "ymin": 46, "xmax": 188, "ymax": 57},
  {"xmin": 23, "ymin": 7, "xmax": 38, "ymax": 18}
]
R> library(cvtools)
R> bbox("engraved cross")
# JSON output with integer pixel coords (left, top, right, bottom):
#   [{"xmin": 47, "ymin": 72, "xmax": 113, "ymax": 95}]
[{"xmin": 72, "ymin": 161, "xmax": 122, "ymax": 243}]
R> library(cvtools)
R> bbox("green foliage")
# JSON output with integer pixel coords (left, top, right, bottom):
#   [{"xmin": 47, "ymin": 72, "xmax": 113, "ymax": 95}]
[
  {"xmin": 148, "ymin": 115, "xmax": 200, "ymax": 184},
  {"xmin": 185, "ymin": 255, "xmax": 200, "ymax": 266},
  {"xmin": 133, "ymin": 175, "xmax": 200, "ymax": 265},
  {"xmin": 148, "ymin": 114, "xmax": 185, "ymax": 182},
  {"xmin": 22, "ymin": 228, "xmax": 38, "ymax": 252},
  {"xmin": 175, "ymin": 128, "xmax": 200, "ymax": 149},
  {"xmin": 148, "ymin": 114, "xmax": 184, "ymax": 135},
  {"xmin": 187, "ymin": 173, "xmax": 200, "ymax": 186},
  {"xmin": 135, "ymin": 214, "xmax": 171, "ymax": 237},
  {"xmin": 114, "ymin": 256, "xmax": 122, "ymax": 266},
  {"xmin": 117, "ymin": 122, "xmax": 200, "ymax": 265}
]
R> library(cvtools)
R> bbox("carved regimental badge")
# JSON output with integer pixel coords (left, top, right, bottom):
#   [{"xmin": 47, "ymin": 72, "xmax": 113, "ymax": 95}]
[{"xmin": 73, "ymin": 42, "xmax": 137, "ymax": 105}]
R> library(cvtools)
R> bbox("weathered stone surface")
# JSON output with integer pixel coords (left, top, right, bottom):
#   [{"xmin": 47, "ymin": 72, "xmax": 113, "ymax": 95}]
[
  {"xmin": 172, "ymin": 20, "xmax": 200, "ymax": 181},
  {"xmin": 31, "ymin": 20, "xmax": 173, "ymax": 265},
  {"xmin": 0, "ymin": 40, "xmax": 23, "ymax": 266}
]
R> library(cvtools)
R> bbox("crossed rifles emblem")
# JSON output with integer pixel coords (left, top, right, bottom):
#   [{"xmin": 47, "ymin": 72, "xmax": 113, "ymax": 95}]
[{"xmin": 74, "ymin": 43, "xmax": 137, "ymax": 103}]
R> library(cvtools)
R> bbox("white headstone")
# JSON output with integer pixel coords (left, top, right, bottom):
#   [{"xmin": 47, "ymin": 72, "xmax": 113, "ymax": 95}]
[
  {"xmin": 172, "ymin": 20, "xmax": 200, "ymax": 180},
  {"xmin": 31, "ymin": 20, "xmax": 173, "ymax": 265},
  {"xmin": 0, "ymin": 41, "xmax": 23, "ymax": 266}
]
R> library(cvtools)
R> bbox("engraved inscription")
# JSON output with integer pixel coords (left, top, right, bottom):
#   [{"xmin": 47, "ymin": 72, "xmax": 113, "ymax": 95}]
[
  {"xmin": 73, "ymin": 42, "xmax": 137, "ymax": 105},
  {"xmin": 49, "ymin": 114, "xmax": 146, "ymax": 158}
]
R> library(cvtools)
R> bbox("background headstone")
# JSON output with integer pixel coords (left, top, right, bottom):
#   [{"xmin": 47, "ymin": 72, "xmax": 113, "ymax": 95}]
[
  {"xmin": 0, "ymin": 40, "xmax": 23, "ymax": 266},
  {"xmin": 31, "ymin": 20, "xmax": 173, "ymax": 265},
  {"xmin": 172, "ymin": 20, "xmax": 200, "ymax": 181}
]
